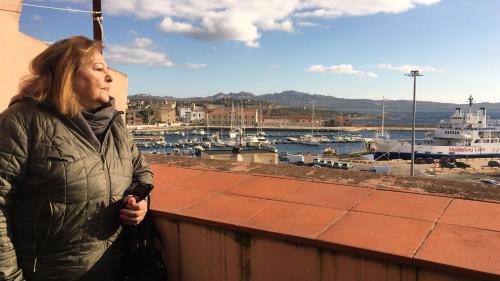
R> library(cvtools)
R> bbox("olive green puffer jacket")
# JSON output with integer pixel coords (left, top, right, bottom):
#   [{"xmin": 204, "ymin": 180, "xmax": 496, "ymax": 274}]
[{"xmin": 0, "ymin": 98, "xmax": 152, "ymax": 281}]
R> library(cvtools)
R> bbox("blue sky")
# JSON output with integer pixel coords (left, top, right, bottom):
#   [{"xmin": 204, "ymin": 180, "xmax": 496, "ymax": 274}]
[{"xmin": 19, "ymin": 0, "xmax": 500, "ymax": 103}]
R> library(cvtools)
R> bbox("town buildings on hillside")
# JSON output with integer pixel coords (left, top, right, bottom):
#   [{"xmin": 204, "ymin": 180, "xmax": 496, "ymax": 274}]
[{"xmin": 125, "ymin": 98, "xmax": 349, "ymax": 127}]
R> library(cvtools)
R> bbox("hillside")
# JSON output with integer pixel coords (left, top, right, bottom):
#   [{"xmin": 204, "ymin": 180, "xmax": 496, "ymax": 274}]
[{"xmin": 128, "ymin": 91, "xmax": 500, "ymax": 113}]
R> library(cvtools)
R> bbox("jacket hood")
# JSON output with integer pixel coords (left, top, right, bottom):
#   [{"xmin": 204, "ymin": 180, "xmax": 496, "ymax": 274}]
[{"xmin": 8, "ymin": 95, "xmax": 34, "ymax": 107}]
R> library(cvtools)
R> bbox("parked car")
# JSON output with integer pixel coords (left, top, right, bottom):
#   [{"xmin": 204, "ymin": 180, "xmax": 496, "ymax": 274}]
[
  {"xmin": 287, "ymin": 154, "xmax": 305, "ymax": 164},
  {"xmin": 439, "ymin": 157, "xmax": 450, "ymax": 165},
  {"xmin": 455, "ymin": 161, "xmax": 471, "ymax": 169},
  {"xmin": 279, "ymin": 155, "xmax": 289, "ymax": 162},
  {"xmin": 488, "ymin": 160, "xmax": 500, "ymax": 167},
  {"xmin": 332, "ymin": 162, "xmax": 342, "ymax": 169},
  {"xmin": 368, "ymin": 165, "xmax": 391, "ymax": 174},
  {"xmin": 442, "ymin": 162, "xmax": 455, "ymax": 169},
  {"xmin": 325, "ymin": 160, "xmax": 335, "ymax": 168},
  {"xmin": 425, "ymin": 157, "xmax": 435, "ymax": 164},
  {"xmin": 480, "ymin": 179, "xmax": 499, "ymax": 185},
  {"xmin": 312, "ymin": 158, "xmax": 322, "ymax": 165},
  {"xmin": 318, "ymin": 159, "xmax": 328, "ymax": 166},
  {"xmin": 415, "ymin": 158, "xmax": 426, "ymax": 164},
  {"xmin": 341, "ymin": 163, "xmax": 353, "ymax": 170},
  {"xmin": 278, "ymin": 151, "xmax": 288, "ymax": 157}
]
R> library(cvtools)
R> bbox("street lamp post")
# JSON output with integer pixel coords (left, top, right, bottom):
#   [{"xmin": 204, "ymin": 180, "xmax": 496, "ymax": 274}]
[{"xmin": 405, "ymin": 70, "xmax": 423, "ymax": 177}]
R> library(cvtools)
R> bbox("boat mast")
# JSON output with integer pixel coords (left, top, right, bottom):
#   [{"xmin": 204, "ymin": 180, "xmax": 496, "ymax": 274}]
[
  {"xmin": 381, "ymin": 96, "xmax": 385, "ymax": 137},
  {"xmin": 311, "ymin": 100, "xmax": 315, "ymax": 136},
  {"xmin": 468, "ymin": 94, "xmax": 474, "ymax": 114},
  {"xmin": 230, "ymin": 101, "xmax": 234, "ymax": 132},
  {"xmin": 259, "ymin": 102, "xmax": 263, "ymax": 134}
]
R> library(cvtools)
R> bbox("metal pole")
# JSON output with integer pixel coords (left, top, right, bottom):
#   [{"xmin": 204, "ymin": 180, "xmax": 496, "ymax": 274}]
[
  {"xmin": 406, "ymin": 70, "xmax": 422, "ymax": 177},
  {"xmin": 411, "ymin": 75, "xmax": 417, "ymax": 177},
  {"xmin": 92, "ymin": 0, "xmax": 102, "ymax": 41}
]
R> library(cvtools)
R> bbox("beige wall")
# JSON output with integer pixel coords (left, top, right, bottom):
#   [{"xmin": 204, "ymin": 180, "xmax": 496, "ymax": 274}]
[
  {"xmin": 201, "ymin": 151, "xmax": 278, "ymax": 164},
  {"xmin": 0, "ymin": 1, "xmax": 127, "ymax": 113}
]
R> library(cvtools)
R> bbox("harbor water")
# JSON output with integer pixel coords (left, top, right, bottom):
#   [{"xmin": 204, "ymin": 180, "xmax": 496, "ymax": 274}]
[{"xmin": 136, "ymin": 128, "xmax": 428, "ymax": 157}]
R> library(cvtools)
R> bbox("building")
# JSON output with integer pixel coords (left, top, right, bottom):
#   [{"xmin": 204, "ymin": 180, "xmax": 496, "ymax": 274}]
[
  {"xmin": 201, "ymin": 149, "xmax": 278, "ymax": 164},
  {"xmin": 177, "ymin": 103, "xmax": 206, "ymax": 124},
  {"xmin": 262, "ymin": 115, "xmax": 324, "ymax": 127},
  {"xmin": 125, "ymin": 108, "xmax": 144, "ymax": 125},
  {"xmin": 207, "ymin": 108, "xmax": 259, "ymax": 127},
  {"xmin": 151, "ymin": 101, "xmax": 176, "ymax": 124},
  {"xmin": 127, "ymin": 100, "xmax": 145, "ymax": 110}
]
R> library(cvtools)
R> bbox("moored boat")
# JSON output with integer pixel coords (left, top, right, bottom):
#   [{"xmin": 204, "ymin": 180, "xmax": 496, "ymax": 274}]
[{"xmin": 371, "ymin": 96, "xmax": 500, "ymax": 159}]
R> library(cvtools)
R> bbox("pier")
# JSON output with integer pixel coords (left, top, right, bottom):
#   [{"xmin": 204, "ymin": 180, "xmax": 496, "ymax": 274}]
[{"xmin": 127, "ymin": 124, "xmax": 433, "ymax": 133}]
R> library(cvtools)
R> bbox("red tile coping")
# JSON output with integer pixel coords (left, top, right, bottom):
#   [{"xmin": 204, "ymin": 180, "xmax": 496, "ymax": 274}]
[{"xmin": 150, "ymin": 164, "xmax": 500, "ymax": 280}]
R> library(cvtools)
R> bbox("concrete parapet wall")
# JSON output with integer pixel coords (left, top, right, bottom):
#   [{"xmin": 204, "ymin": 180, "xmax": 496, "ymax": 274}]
[
  {"xmin": 149, "ymin": 164, "xmax": 500, "ymax": 281},
  {"xmin": 154, "ymin": 218, "xmax": 475, "ymax": 281}
]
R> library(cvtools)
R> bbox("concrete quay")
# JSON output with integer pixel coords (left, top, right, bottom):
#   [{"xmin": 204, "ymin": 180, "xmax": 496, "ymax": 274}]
[{"xmin": 127, "ymin": 124, "xmax": 433, "ymax": 133}]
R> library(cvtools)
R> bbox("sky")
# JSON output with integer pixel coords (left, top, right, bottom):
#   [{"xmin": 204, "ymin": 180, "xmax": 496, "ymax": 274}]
[{"xmin": 19, "ymin": 0, "xmax": 500, "ymax": 103}]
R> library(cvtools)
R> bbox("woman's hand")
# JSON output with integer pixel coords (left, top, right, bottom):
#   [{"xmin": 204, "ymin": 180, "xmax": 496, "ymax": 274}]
[{"xmin": 120, "ymin": 195, "xmax": 147, "ymax": 226}]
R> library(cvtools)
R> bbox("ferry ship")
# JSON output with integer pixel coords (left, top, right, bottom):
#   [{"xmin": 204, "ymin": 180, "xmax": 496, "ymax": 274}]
[{"xmin": 370, "ymin": 96, "xmax": 500, "ymax": 160}]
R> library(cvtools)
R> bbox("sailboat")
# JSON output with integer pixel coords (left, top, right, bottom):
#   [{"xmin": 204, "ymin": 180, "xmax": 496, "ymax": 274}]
[
  {"xmin": 228, "ymin": 102, "xmax": 240, "ymax": 139},
  {"xmin": 374, "ymin": 96, "xmax": 390, "ymax": 141},
  {"xmin": 298, "ymin": 100, "xmax": 320, "ymax": 145}
]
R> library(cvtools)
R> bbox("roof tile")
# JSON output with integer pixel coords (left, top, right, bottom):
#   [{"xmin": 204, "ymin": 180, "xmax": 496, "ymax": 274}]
[
  {"xmin": 317, "ymin": 212, "xmax": 433, "ymax": 258},
  {"xmin": 150, "ymin": 186, "xmax": 218, "ymax": 215},
  {"xmin": 439, "ymin": 199, "xmax": 500, "ymax": 231},
  {"xmin": 241, "ymin": 201, "xmax": 345, "ymax": 239},
  {"xmin": 151, "ymin": 165, "xmax": 203, "ymax": 188},
  {"xmin": 283, "ymin": 182, "xmax": 372, "ymax": 210},
  {"xmin": 176, "ymin": 170, "xmax": 255, "ymax": 192},
  {"xmin": 414, "ymin": 223, "xmax": 500, "ymax": 277},
  {"xmin": 226, "ymin": 177, "xmax": 308, "ymax": 200},
  {"xmin": 179, "ymin": 193, "xmax": 272, "ymax": 225},
  {"xmin": 353, "ymin": 190, "xmax": 451, "ymax": 221}
]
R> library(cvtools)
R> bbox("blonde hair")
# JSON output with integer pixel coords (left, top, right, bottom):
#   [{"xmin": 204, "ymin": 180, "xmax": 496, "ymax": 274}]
[{"xmin": 18, "ymin": 36, "xmax": 103, "ymax": 117}]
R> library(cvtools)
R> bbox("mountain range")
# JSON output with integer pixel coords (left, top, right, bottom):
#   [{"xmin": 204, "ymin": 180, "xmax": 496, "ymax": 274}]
[{"xmin": 129, "ymin": 91, "xmax": 500, "ymax": 113}]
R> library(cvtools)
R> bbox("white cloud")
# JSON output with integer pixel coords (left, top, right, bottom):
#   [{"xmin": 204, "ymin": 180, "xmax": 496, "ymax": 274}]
[
  {"xmin": 307, "ymin": 64, "xmax": 378, "ymax": 77},
  {"xmin": 297, "ymin": 0, "xmax": 441, "ymax": 18},
  {"xmin": 129, "ymin": 29, "xmax": 140, "ymax": 36},
  {"xmin": 131, "ymin": 37, "xmax": 153, "ymax": 48},
  {"xmin": 105, "ymin": 37, "xmax": 174, "ymax": 67},
  {"xmin": 32, "ymin": 15, "xmax": 43, "ymax": 21},
  {"xmin": 158, "ymin": 14, "xmax": 262, "ymax": 48},
  {"xmin": 185, "ymin": 63, "xmax": 208, "ymax": 70},
  {"xmin": 375, "ymin": 63, "xmax": 442, "ymax": 73},
  {"xmin": 297, "ymin": 21, "xmax": 319, "ymax": 27},
  {"xmin": 101, "ymin": 0, "xmax": 440, "ymax": 47}
]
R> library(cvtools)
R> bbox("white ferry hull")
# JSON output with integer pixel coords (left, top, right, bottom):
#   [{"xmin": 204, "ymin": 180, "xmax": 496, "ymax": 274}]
[{"xmin": 372, "ymin": 139, "xmax": 500, "ymax": 160}]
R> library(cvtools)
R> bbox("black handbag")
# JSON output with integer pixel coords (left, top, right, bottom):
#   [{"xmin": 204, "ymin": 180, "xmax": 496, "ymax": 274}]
[{"xmin": 116, "ymin": 211, "xmax": 169, "ymax": 281}]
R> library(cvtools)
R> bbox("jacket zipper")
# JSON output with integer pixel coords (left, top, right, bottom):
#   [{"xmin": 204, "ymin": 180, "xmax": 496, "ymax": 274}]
[
  {"xmin": 33, "ymin": 200, "xmax": 54, "ymax": 272},
  {"xmin": 98, "ymin": 113, "xmax": 121, "ymax": 251}
]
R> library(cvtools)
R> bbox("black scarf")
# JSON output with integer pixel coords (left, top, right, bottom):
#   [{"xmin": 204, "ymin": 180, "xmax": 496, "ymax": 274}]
[{"xmin": 74, "ymin": 97, "xmax": 117, "ymax": 150}]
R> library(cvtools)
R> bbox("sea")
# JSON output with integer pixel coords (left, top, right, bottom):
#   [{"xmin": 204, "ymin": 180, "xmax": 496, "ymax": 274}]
[
  {"xmin": 138, "ymin": 129, "xmax": 425, "ymax": 157},
  {"xmin": 138, "ymin": 110, "xmax": 500, "ymax": 157}
]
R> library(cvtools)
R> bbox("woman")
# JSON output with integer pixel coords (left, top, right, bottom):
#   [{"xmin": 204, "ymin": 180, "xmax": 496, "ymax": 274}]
[{"xmin": 0, "ymin": 36, "xmax": 152, "ymax": 281}]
